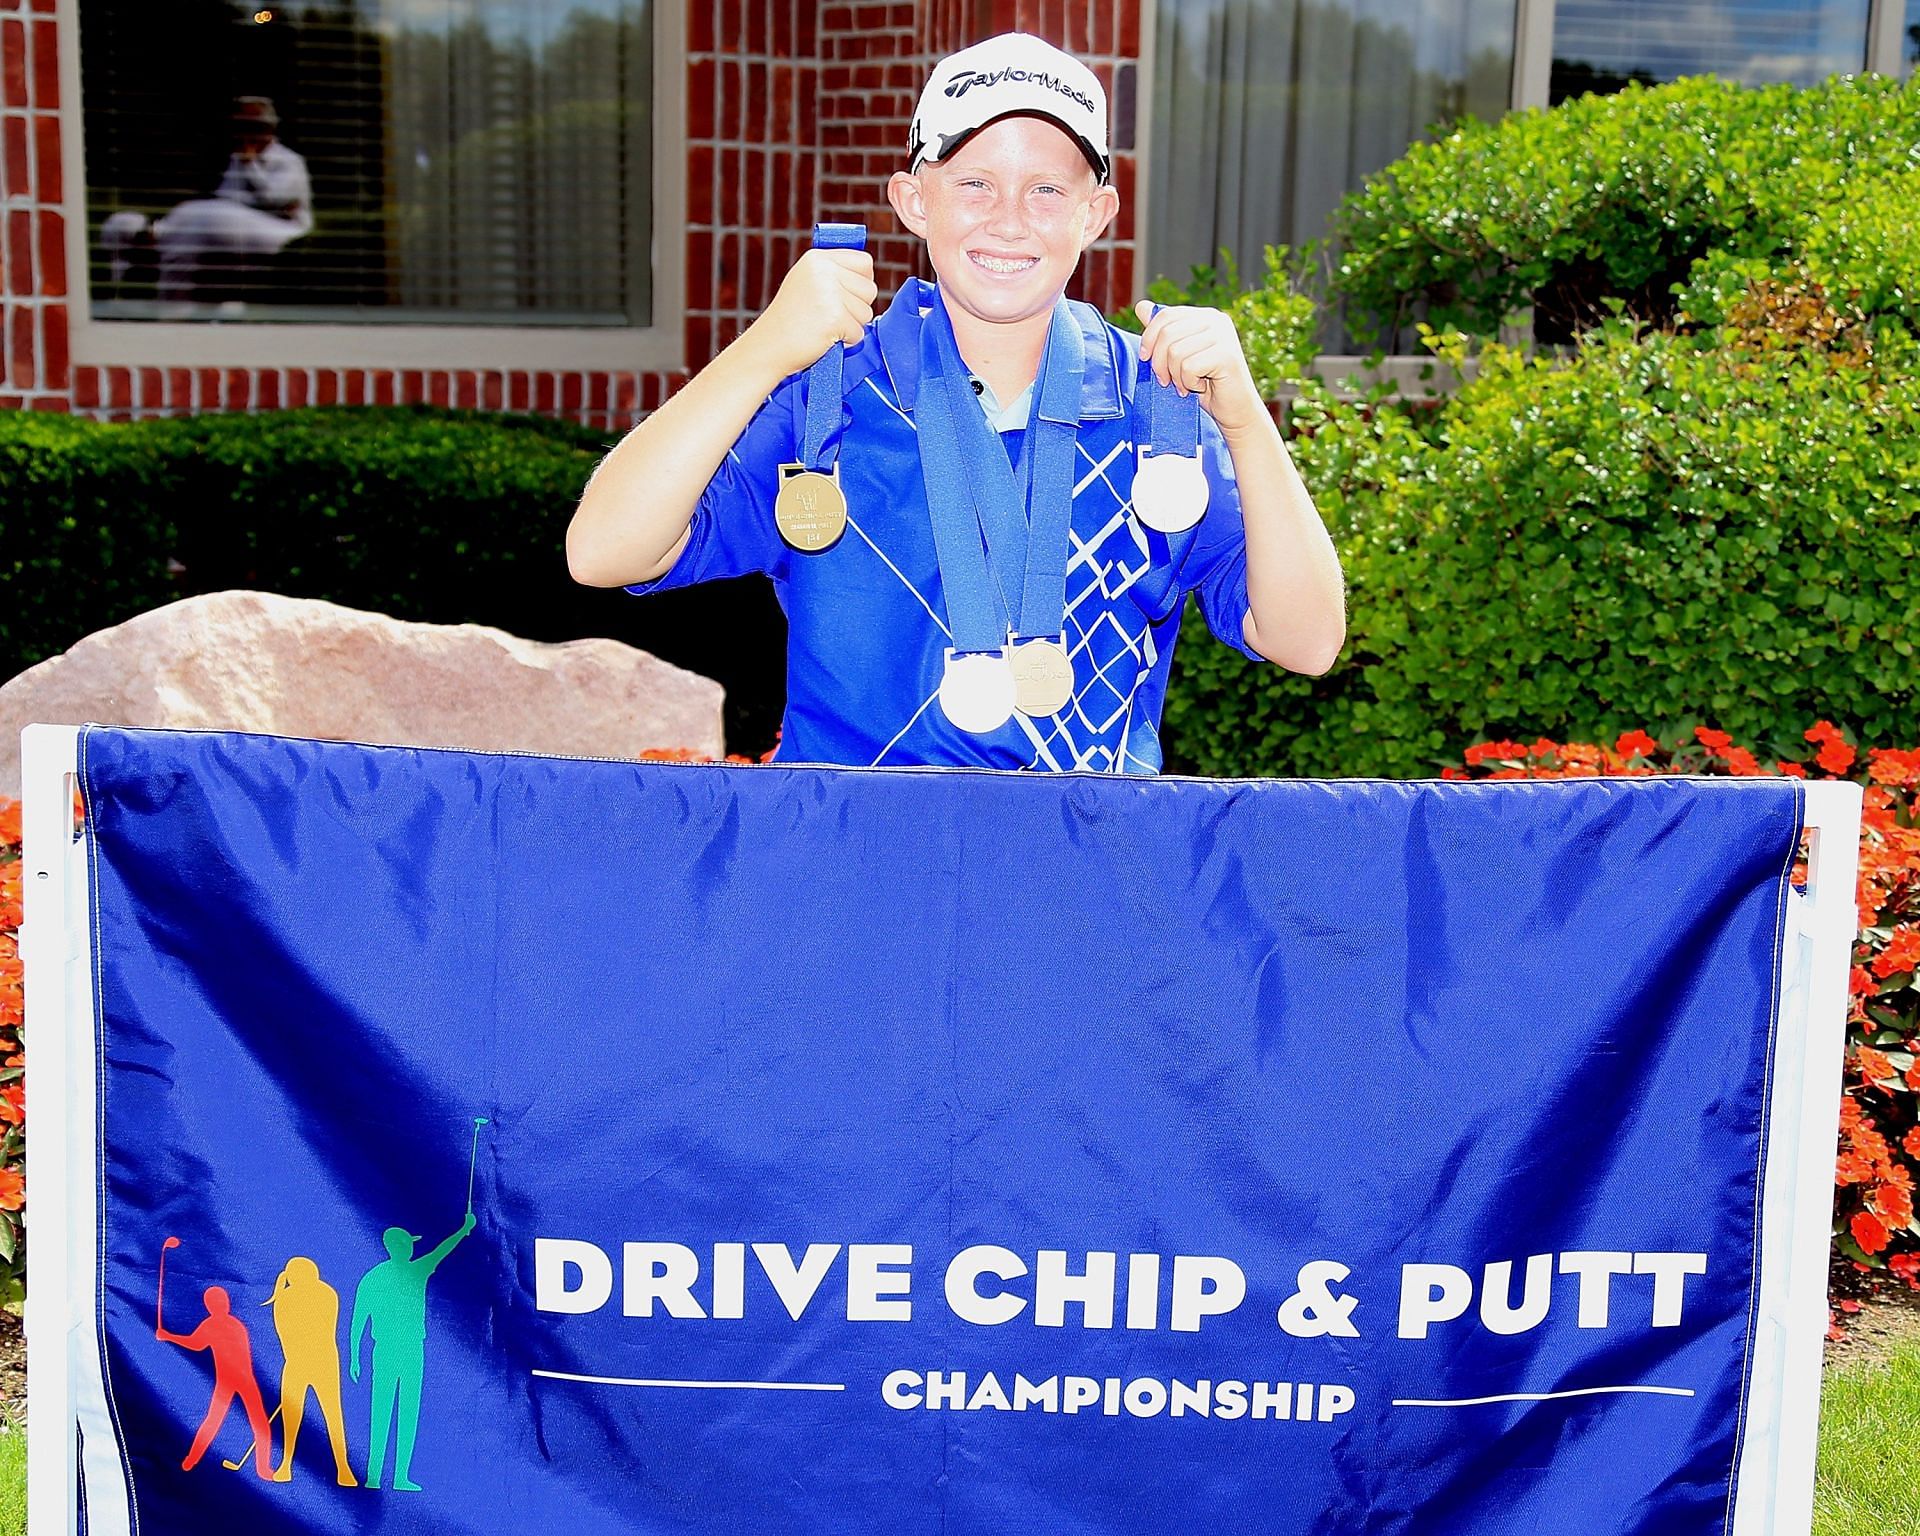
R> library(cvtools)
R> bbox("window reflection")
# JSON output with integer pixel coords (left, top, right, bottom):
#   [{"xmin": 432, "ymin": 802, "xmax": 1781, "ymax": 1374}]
[
  {"xmin": 1148, "ymin": 0, "xmax": 1516, "ymax": 348},
  {"xmin": 1550, "ymin": 0, "xmax": 1870, "ymax": 103},
  {"xmin": 81, "ymin": 0, "xmax": 654, "ymax": 326}
]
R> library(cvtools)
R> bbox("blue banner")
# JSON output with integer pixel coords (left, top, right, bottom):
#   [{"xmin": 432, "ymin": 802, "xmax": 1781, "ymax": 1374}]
[{"xmin": 74, "ymin": 728, "xmax": 1801, "ymax": 1534}]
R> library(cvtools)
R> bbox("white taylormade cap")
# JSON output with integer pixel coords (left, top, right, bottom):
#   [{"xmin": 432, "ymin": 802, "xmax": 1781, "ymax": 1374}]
[{"xmin": 908, "ymin": 33, "xmax": 1111, "ymax": 184}]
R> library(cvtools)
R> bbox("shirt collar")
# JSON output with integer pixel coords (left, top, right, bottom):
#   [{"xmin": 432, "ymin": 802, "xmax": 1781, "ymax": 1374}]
[{"xmin": 875, "ymin": 277, "xmax": 1124, "ymax": 422}]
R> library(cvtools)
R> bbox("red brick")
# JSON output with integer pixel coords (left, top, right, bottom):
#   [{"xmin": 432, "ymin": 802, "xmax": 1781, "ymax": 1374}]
[
  {"xmin": 773, "ymin": 1, "xmax": 794, "ymax": 58},
  {"xmin": 427, "ymin": 371, "xmax": 450, "ymax": 407},
  {"xmin": 454, "ymin": 371, "xmax": 477, "ymax": 409},
  {"xmin": 223, "ymin": 368, "xmax": 251, "ymax": 410},
  {"xmin": 166, "ymin": 367, "xmax": 192, "ymax": 408},
  {"xmin": 720, "ymin": 61, "xmax": 742, "ymax": 139},
  {"xmin": 586, "ymin": 373, "xmax": 609, "ymax": 413},
  {"xmin": 343, "ymin": 371, "xmax": 367, "ymax": 406},
  {"xmin": 398, "ymin": 368, "xmax": 422, "ymax": 403},
  {"xmin": 535, "ymin": 373, "xmax": 556, "ymax": 413},
  {"xmin": 1118, "ymin": 0, "xmax": 1140, "ymax": 57},
  {"xmin": 30, "ymin": 109, "xmax": 55, "ymax": 199},
  {"xmin": 509, "ymin": 371, "xmax": 531, "ymax": 412},
  {"xmin": 558, "ymin": 375, "xmax": 583, "ymax": 415},
  {"xmin": 717, "ymin": 233, "xmax": 740, "ymax": 308},
  {"xmin": 748, "ymin": 66, "xmax": 772, "ymax": 141},
  {"xmin": 746, "ymin": 0, "xmax": 769, "ymax": 54},
  {"xmin": 718, "ymin": 148, "xmax": 741, "ymax": 226},
  {"xmin": 5, "ymin": 208, "xmax": 29, "ymax": 295},
  {"xmin": 71, "ymin": 363, "xmax": 97, "ymax": 408},
  {"xmin": 687, "ymin": 145, "xmax": 715, "ymax": 225},
  {"xmin": 26, "ymin": 0, "xmax": 49, "ymax": 14},
  {"xmin": 719, "ymin": 0, "xmax": 743, "ymax": 52},
  {"xmin": 689, "ymin": 0, "xmax": 716, "ymax": 52},
  {"xmin": 641, "ymin": 372, "xmax": 665, "ymax": 411},
  {"xmin": 35, "ymin": 207, "xmax": 61, "ymax": 294},
  {"xmin": 133, "ymin": 366, "xmax": 159, "ymax": 409},
  {"xmin": 3, "ymin": 303, "xmax": 26, "ymax": 386},
  {"xmin": 613, "ymin": 373, "xmax": 638, "ymax": 419},
  {"xmin": 196, "ymin": 366, "xmax": 220, "ymax": 407},
  {"xmin": 372, "ymin": 370, "xmax": 397, "ymax": 405},
  {"xmin": 797, "ymin": 0, "xmax": 818, "ymax": 54},
  {"xmin": 1, "ymin": 115, "xmax": 21, "ymax": 198},
  {"xmin": 688, "ymin": 59, "xmax": 717, "ymax": 140},
  {"xmin": 686, "ymin": 229, "xmax": 714, "ymax": 306},
  {"xmin": 257, "ymin": 370, "xmax": 282, "ymax": 409},
  {"xmin": 105, "ymin": 366, "xmax": 133, "ymax": 409},
  {"xmin": 685, "ymin": 316, "xmax": 713, "ymax": 369},
  {"xmin": 1, "ymin": 23, "xmax": 23, "ymax": 111},
  {"xmin": 313, "ymin": 369, "xmax": 337, "ymax": 406},
  {"xmin": 28, "ymin": 18, "xmax": 53, "ymax": 109},
  {"xmin": 0, "ymin": 392, "xmax": 18, "ymax": 408},
  {"xmin": 481, "ymin": 373, "xmax": 502, "ymax": 411}
]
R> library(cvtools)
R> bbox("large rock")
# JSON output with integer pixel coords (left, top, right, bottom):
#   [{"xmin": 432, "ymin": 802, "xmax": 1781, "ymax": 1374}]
[{"xmin": 0, "ymin": 591, "xmax": 725, "ymax": 798}]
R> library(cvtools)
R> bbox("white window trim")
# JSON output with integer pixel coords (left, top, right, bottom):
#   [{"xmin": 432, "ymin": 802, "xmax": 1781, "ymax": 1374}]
[
  {"xmin": 58, "ymin": 0, "xmax": 686, "ymax": 374},
  {"xmin": 1867, "ymin": 0, "xmax": 1909, "ymax": 73}
]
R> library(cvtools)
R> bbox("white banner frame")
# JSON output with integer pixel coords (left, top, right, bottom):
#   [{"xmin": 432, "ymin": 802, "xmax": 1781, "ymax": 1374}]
[{"xmin": 19, "ymin": 723, "xmax": 1862, "ymax": 1535}]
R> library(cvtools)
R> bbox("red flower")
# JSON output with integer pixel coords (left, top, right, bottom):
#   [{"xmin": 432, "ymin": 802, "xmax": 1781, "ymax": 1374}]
[
  {"xmin": 0, "ymin": 1167, "xmax": 21, "ymax": 1212},
  {"xmin": 1875, "ymin": 1183, "xmax": 1916, "ymax": 1230},
  {"xmin": 1891, "ymin": 1252, "xmax": 1920, "ymax": 1289},
  {"xmin": 1850, "ymin": 965, "xmax": 1878, "ymax": 996},
  {"xmin": 1872, "ymin": 925, "xmax": 1920, "ymax": 980},
  {"xmin": 0, "ymin": 1082, "xmax": 23, "ymax": 1126},
  {"xmin": 1855, "ymin": 1046, "xmax": 1897, "ymax": 1083},
  {"xmin": 1806, "ymin": 720, "xmax": 1844, "ymax": 746},
  {"xmin": 1695, "ymin": 726, "xmax": 1732, "ymax": 754},
  {"xmin": 1724, "ymin": 747, "xmax": 1762, "ymax": 776},
  {"xmin": 1614, "ymin": 729, "xmax": 1659, "ymax": 759},
  {"xmin": 1852, "ymin": 1210, "xmax": 1892, "ymax": 1254},
  {"xmin": 1816, "ymin": 738, "xmax": 1857, "ymax": 775},
  {"xmin": 1529, "ymin": 737, "xmax": 1561, "ymax": 759},
  {"xmin": 1775, "ymin": 761, "xmax": 1808, "ymax": 778},
  {"xmin": 1906, "ymin": 1126, "xmax": 1920, "ymax": 1160}
]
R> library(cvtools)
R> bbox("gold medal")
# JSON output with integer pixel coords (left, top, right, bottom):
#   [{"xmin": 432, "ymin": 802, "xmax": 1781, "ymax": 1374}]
[
  {"xmin": 1010, "ymin": 637, "xmax": 1074, "ymax": 717},
  {"xmin": 775, "ymin": 463, "xmax": 849, "ymax": 552}
]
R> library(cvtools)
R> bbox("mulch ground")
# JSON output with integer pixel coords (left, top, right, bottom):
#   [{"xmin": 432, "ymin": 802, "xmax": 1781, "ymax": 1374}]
[
  {"xmin": 0, "ymin": 1310, "xmax": 22, "ymax": 1417},
  {"xmin": 1825, "ymin": 1268, "xmax": 1920, "ymax": 1369}
]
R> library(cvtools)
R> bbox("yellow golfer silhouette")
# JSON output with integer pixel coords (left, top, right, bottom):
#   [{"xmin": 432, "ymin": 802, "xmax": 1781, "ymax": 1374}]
[{"xmin": 262, "ymin": 1256, "xmax": 357, "ymax": 1486}]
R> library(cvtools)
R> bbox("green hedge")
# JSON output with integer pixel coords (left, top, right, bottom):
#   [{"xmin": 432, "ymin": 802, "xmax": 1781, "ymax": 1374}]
[
  {"xmin": 0, "ymin": 408, "xmax": 791, "ymax": 752},
  {"xmin": 1331, "ymin": 73, "xmax": 1920, "ymax": 344},
  {"xmin": 1157, "ymin": 74, "xmax": 1920, "ymax": 778}
]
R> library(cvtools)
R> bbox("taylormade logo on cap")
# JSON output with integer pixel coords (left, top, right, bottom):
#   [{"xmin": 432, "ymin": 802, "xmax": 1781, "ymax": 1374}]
[
  {"xmin": 909, "ymin": 33, "xmax": 1111, "ymax": 183},
  {"xmin": 943, "ymin": 66, "xmax": 1097, "ymax": 116}
]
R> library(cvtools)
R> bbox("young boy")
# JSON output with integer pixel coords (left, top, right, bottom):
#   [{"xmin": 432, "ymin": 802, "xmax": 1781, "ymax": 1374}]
[{"xmin": 567, "ymin": 34, "xmax": 1344, "ymax": 774}]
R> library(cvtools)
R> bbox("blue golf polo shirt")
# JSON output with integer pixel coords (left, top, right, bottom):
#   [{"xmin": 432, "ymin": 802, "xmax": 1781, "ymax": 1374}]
[{"xmin": 630, "ymin": 277, "xmax": 1261, "ymax": 774}]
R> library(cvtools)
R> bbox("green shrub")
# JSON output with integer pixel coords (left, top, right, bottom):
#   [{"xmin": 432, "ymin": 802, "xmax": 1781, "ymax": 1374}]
[
  {"xmin": 1331, "ymin": 73, "xmax": 1920, "ymax": 344},
  {"xmin": 1158, "ymin": 74, "xmax": 1920, "ymax": 780},
  {"xmin": 0, "ymin": 408, "xmax": 790, "ymax": 752},
  {"xmin": 1164, "ymin": 301, "xmax": 1920, "ymax": 779}
]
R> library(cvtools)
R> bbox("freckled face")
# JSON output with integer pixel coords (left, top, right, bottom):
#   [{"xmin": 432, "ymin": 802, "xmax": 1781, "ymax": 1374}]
[{"xmin": 896, "ymin": 114, "xmax": 1118, "ymax": 328}]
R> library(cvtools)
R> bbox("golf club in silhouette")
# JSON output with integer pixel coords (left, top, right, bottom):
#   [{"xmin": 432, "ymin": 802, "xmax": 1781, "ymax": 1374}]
[{"xmin": 154, "ymin": 1239, "xmax": 274, "ymax": 1478}]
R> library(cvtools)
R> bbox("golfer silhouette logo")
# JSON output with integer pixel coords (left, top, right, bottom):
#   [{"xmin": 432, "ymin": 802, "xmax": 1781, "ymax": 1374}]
[
  {"xmin": 349, "ymin": 1116, "xmax": 488, "ymax": 1493},
  {"xmin": 154, "ymin": 1254, "xmax": 275, "ymax": 1479},
  {"xmin": 152, "ymin": 1115, "xmax": 490, "ymax": 1495},
  {"xmin": 264, "ymin": 1256, "xmax": 357, "ymax": 1485}
]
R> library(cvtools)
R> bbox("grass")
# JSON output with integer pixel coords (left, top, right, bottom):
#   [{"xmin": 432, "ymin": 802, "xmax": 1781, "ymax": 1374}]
[
  {"xmin": 0, "ymin": 1348, "xmax": 1910, "ymax": 1532},
  {"xmin": 1813, "ymin": 1339, "xmax": 1920, "ymax": 1536},
  {"xmin": 0, "ymin": 1413, "xmax": 21, "ymax": 1536}
]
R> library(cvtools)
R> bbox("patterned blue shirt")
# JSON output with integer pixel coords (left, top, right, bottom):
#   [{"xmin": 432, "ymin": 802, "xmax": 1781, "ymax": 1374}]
[{"xmin": 631, "ymin": 278, "xmax": 1261, "ymax": 773}]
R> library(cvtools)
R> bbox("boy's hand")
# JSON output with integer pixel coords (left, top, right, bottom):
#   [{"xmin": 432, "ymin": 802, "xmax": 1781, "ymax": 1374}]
[
  {"xmin": 1134, "ymin": 301, "xmax": 1267, "ymax": 439},
  {"xmin": 750, "ymin": 249, "xmax": 879, "ymax": 377}
]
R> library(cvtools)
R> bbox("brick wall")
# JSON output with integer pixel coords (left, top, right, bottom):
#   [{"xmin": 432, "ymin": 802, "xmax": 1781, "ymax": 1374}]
[{"xmin": 0, "ymin": 0, "xmax": 1145, "ymax": 426}]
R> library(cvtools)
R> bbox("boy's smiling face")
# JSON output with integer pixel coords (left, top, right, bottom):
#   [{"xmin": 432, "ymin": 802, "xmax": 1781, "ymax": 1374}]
[{"xmin": 888, "ymin": 114, "xmax": 1120, "ymax": 330}]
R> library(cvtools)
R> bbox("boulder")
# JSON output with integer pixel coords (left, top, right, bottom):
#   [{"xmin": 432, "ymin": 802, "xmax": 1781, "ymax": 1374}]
[{"xmin": 0, "ymin": 591, "xmax": 725, "ymax": 799}]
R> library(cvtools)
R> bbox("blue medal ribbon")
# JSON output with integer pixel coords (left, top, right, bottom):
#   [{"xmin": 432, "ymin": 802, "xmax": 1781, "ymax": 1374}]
[
  {"xmin": 797, "ymin": 222, "xmax": 866, "ymax": 472},
  {"xmin": 916, "ymin": 315, "xmax": 1008, "ymax": 656},
  {"xmin": 923, "ymin": 291, "xmax": 1084, "ymax": 643},
  {"xmin": 1145, "ymin": 355, "xmax": 1202, "ymax": 459}
]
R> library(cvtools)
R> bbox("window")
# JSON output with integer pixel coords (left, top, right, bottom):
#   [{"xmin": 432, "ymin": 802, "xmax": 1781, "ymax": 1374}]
[
  {"xmin": 77, "ymin": 0, "xmax": 661, "ymax": 337},
  {"xmin": 1549, "ymin": 0, "xmax": 1872, "ymax": 103},
  {"xmin": 1147, "ymin": 0, "xmax": 1517, "ymax": 350}
]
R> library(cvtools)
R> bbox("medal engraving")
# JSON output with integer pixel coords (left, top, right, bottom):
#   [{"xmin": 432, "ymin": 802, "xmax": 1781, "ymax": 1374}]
[
  {"xmin": 1131, "ymin": 450, "xmax": 1210, "ymax": 534},
  {"xmin": 939, "ymin": 649, "xmax": 1018, "ymax": 734},
  {"xmin": 1010, "ymin": 637, "xmax": 1074, "ymax": 718},
  {"xmin": 775, "ymin": 464, "xmax": 849, "ymax": 552}
]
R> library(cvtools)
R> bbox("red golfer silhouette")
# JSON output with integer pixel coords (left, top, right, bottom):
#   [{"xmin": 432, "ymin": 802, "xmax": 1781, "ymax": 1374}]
[{"xmin": 157, "ymin": 1284, "xmax": 275, "ymax": 1477}]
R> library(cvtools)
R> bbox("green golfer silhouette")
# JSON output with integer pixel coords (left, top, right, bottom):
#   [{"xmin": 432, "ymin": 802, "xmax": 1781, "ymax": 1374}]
[{"xmin": 348, "ymin": 1213, "xmax": 474, "ymax": 1491}]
